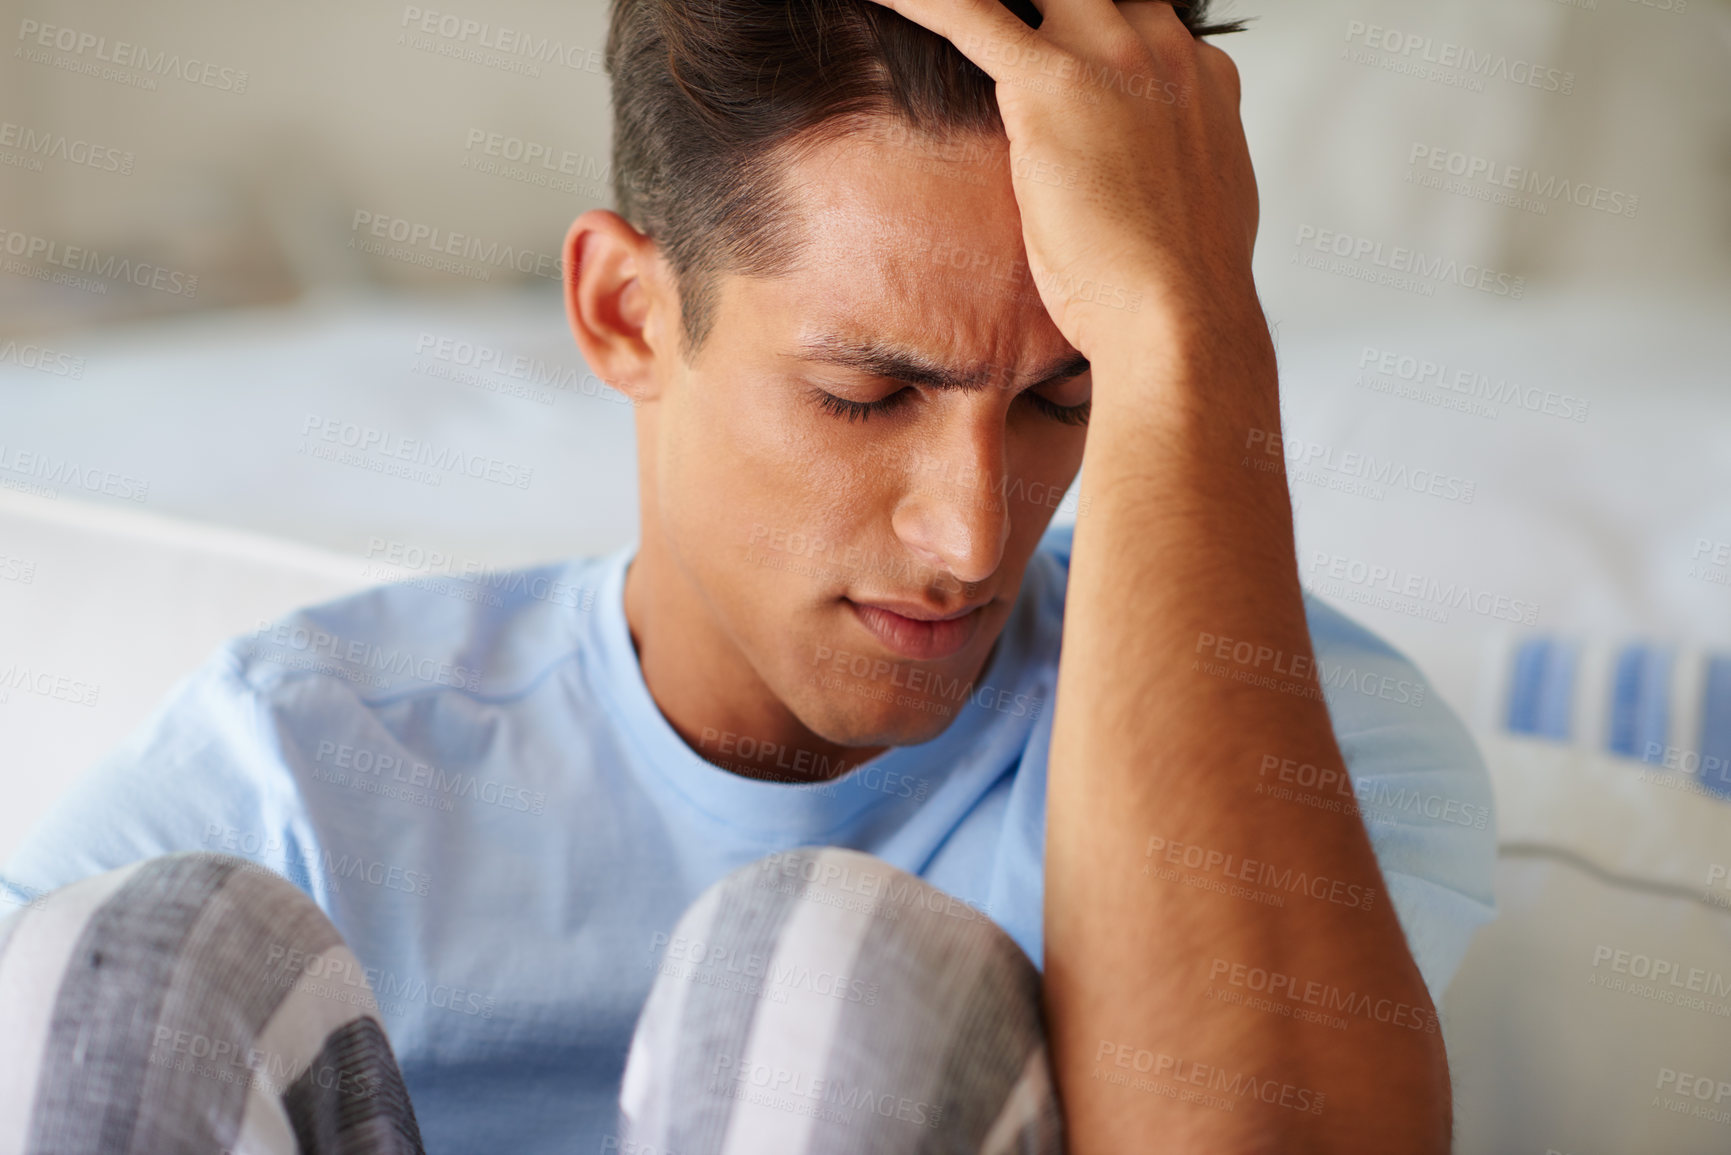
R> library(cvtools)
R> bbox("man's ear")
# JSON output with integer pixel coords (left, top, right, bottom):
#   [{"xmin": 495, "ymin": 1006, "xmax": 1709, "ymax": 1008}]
[{"xmin": 563, "ymin": 209, "xmax": 673, "ymax": 405}]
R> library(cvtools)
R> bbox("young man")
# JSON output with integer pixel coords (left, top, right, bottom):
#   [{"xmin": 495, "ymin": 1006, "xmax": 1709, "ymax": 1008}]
[{"xmin": 0, "ymin": 0, "xmax": 1495, "ymax": 1152}]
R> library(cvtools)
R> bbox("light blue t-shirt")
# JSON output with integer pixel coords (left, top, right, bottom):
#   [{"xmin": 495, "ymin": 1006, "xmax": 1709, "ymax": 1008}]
[{"xmin": 1, "ymin": 522, "xmax": 1496, "ymax": 1153}]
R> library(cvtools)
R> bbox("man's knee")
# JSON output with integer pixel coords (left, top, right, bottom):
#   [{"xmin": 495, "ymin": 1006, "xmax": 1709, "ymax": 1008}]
[
  {"xmin": 2, "ymin": 851, "xmax": 348, "ymax": 989},
  {"xmin": 625, "ymin": 847, "xmax": 1053, "ymax": 1152},
  {"xmin": 0, "ymin": 853, "xmax": 421, "ymax": 1152},
  {"xmin": 743, "ymin": 845, "xmax": 1010, "ymax": 929},
  {"xmin": 690, "ymin": 846, "xmax": 1035, "ymax": 995},
  {"xmin": 22, "ymin": 850, "xmax": 313, "ymax": 912}
]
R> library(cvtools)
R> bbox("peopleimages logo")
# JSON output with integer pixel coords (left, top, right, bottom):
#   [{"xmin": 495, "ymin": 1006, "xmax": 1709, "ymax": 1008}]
[
  {"xmin": 0, "ymin": 662, "xmax": 100, "ymax": 707},
  {"xmin": 1207, "ymin": 957, "xmax": 1440, "ymax": 1033},
  {"xmin": 15, "ymin": 19, "xmax": 250, "ymax": 92},
  {"xmin": 1244, "ymin": 428, "xmax": 1477, "ymax": 507},
  {"xmin": 398, "ymin": 6, "xmax": 605, "ymax": 75},
  {"xmin": 1653, "ymin": 1066, "xmax": 1731, "ymax": 1125},
  {"xmin": 1256, "ymin": 754, "xmax": 1492, "ymax": 830},
  {"xmin": 709, "ymin": 1053, "xmax": 946, "ymax": 1130},
  {"xmin": 0, "ymin": 120, "xmax": 134, "ymax": 175},
  {"xmin": 1143, "ymin": 834, "xmax": 1379, "ymax": 912},
  {"xmin": 299, "ymin": 414, "xmax": 535, "ymax": 490},
  {"xmin": 313, "ymin": 740, "xmax": 547, "ymax": 816},
  {"xmin": 1342, "ymin": 20, "xmax": 1576, "ymax": 95},
  {"xmin": 0, "ymin": 227, "xmax": 198, "ymax": 297},
  {"xmin": 1307, "ymin": 550, "xmax": 1540, "ymax": 627},
  {"xmin": 1193, "ymin": 628, "xmax": 1430, "ymax": 709},
  {"xmin": 349, "ymin": 211, "xmax": 562, "ymax": 281},
  {"xmin": 461, "ymin": 129, "xmax": 614, "ymax": 189},
  {"xmin": 0, "ymin": 443, "xmax": 149, "ymax": 501},
  {"xmin": 0, "ymin": 338, "xmax": 85, "ymax": 379},
  {"xmin": 1292, "ymin": 225, "xmax": 1525, "ymax": 300},
  {"xmin": 1093, "ymin": 1040, "xmax": 1327, "ymax": 1115},
  {"xmin": 251, "ymin": 617, "xmax": 485, "ymax": 692},
  {"xmin": 1356, "ymin": 345, "xmax": 1591, "ymax": 424},
  {"xmin": 201, "ymin": 825, "xmax": 433, "ymax": 898},
  {"xmin": 1408, "ymin": 144, "xmax": 1638, "ymax": 219},
  {"xmin": 412, "ymin": 333, "xmax": 610, "ymax": 399}
]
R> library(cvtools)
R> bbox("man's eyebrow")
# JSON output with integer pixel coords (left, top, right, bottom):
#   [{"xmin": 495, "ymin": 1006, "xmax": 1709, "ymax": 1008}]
[{"xmin": 792, "ymin": 335, "xmax": 1089, "ymax": 392}]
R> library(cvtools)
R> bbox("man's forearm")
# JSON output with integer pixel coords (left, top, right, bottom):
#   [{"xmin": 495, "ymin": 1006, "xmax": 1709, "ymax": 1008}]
[{"xmin": 1043, "ymin": 320, "xmax": 1451, "ymax": 1153}]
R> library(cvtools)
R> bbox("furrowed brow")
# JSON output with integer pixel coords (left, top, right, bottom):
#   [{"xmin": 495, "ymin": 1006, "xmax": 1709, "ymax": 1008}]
[
  {"xmin": 793, "ymin": 335, "xmax": 1089, "ymax": 392},
  {"xmin": 1024, "ymin": 351, "xmax": 1091, "ymax": 389}
]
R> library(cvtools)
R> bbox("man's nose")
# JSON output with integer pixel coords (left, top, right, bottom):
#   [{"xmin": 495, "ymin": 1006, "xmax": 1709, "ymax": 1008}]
[{"xmin": 889, "ymin": 434, "xmax": 1012, "ymax": 587}]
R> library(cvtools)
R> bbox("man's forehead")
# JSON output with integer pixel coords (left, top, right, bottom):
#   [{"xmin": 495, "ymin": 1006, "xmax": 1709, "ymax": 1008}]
[
  {"xmin": 756, "ymin": 236, "xmax": 1073, "ymax": 386},
  {"xmin": 794, "ymin": 188, "xmax": 1024, "ymax": 266},
  {"xmin": 740, "ymin": 125, "xmax": 1069, "ymax": 375},
  {"xmin": 777, "ymin": 124, "xmax": 1024, "ymax": 261}
]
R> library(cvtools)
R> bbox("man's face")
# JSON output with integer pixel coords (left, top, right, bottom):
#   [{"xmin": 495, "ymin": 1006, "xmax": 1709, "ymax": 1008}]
[{"xmin": 640, "ymin": 122, "xmax": 1090, "ymax": 750}]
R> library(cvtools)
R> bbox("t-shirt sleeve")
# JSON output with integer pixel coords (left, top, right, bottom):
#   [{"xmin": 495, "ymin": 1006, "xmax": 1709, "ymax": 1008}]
[
  {"xmin": 1302, "ymin": 595, "xmax": 1499, "ymax": 1007},
  {"xmin": 0, "ymin": 644, "xmax": 317, "ymax": 912}
]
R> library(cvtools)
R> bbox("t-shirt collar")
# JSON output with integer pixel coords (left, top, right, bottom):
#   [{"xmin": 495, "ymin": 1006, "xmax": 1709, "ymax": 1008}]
[{"xmin": 587, "ymin": 538, "xmax": 1040, "ymax": 839}]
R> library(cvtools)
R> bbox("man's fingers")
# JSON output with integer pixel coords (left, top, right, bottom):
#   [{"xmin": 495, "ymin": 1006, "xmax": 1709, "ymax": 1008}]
[
  {"xmin": 1114, "ymin": 6, "xmax": 1242, "ymax": 120},
  {"xmin": 1035, "ymin": 0, "xmax": 1135, "ymax": 45},
  {"xmin": 858, "ymin": 0, "xmax": 1127, "ymax": 88},
  {"xmin": 1114, "ymin": 1, "xmax": 1190, "ymax": 41},
  {"xmin": 1191, "ymin": 39, "xmax": 1256, "ymax": 246},
  {"xmin": 856, "ymin": 0, "xmax": 1046, "ymax": 83},
  {"xmin": 1197, "ymin": 41, "xmax": 1241, "ymax": 109},
  {"xmin": 1114, "ymin": 1, "xmax": 1197, "ymax": 65}
]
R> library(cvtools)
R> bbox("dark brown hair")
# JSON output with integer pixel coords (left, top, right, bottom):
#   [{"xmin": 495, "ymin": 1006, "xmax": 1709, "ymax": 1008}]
[{"xmin": 604, "ymin": 0, "xmax": 1245, "ymax": 357}]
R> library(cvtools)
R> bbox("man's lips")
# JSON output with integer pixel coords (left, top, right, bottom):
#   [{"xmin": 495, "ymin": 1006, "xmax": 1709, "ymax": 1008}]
[
  {"xmin": 854, "ymin": 597, "xmax": 982, "ymax": 623},
  {"xmin": 846, "ymin": 598, "xmax": 989, "ymax": 661}
]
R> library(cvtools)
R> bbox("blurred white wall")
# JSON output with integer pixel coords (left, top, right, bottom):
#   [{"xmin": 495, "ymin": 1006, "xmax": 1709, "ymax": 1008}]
[
  {"xmin": 1236, "ymin": 0, "xmax": 1731, "ymax": 310},
  {"xmin": 2, "ymin": 0, "xmax": 1727, "ymax": 334},
  {"xmin": 1, "ymin": 0, "xmax": 614, "ymax": 329}
]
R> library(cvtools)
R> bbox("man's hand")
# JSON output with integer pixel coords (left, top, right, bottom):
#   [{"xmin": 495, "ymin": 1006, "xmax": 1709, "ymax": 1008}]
[
  {"xmin": 860, "ymin": 3, "xmax": 1453, "ymax": 1154},
  {"xmin": 861, "ymin": 0, "xmax": 1260, "ymax": 363}
]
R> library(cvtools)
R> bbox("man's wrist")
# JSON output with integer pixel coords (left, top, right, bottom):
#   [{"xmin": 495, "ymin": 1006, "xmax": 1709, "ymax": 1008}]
[
  {"xmin": 1085, "ymin": 289, "xmax": 1276, "ymax": 401},
  {"xmin": 1076, "ymin": 293, "xmax": 1287, "ymax": 532}
]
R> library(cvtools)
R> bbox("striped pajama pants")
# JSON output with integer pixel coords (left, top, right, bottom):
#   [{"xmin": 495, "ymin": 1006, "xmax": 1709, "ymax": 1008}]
[{"xmin": 0, "ymin": 848, "xmax": 1062, "ymax": 1154}]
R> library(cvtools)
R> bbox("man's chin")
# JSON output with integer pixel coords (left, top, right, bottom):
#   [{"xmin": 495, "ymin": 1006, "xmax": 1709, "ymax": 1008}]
[{"xmin": 792, "ymin": 691, "xmax": 963, "ymax": 753}]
